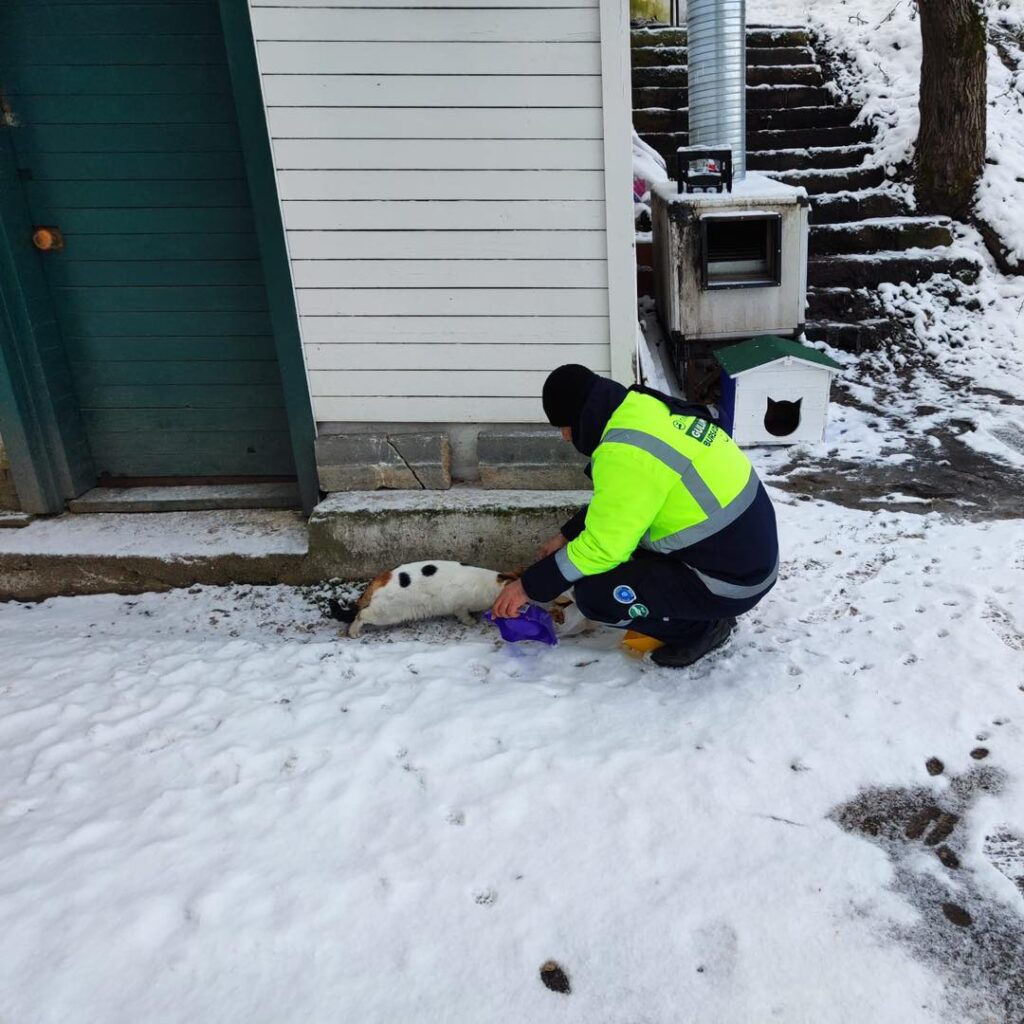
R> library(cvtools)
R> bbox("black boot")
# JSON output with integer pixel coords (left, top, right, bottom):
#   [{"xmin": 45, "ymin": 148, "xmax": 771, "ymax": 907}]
[{"xmin": 651, "ymin": 618, "xmax": 737, "ymax": 668}]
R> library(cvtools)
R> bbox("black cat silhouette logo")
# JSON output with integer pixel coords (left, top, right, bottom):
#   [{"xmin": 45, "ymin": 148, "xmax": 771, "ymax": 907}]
[{"xmin": 764, "ymin": 397, "xmax": 802, "ymax": 437}]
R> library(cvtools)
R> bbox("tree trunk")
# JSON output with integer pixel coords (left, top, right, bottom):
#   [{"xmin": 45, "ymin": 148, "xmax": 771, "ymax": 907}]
[{"xmin": 916, "ymin": 0, "xmax": 987, "ymax": 218}]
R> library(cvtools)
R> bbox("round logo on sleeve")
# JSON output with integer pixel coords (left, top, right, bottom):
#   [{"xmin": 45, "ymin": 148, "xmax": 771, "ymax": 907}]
[
  {"xmin": 628, "ymin": 603, "xmax": 650, "ymax": 619},
  {"xmin": 613, "ymin": 585, "xmax": 637, "ymax": 604}
]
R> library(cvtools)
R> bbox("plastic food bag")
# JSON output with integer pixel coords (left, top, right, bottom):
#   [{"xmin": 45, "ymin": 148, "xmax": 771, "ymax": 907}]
[{"xmin": 483, "ymin": 605, "xmax": 558, "ymax": 646}]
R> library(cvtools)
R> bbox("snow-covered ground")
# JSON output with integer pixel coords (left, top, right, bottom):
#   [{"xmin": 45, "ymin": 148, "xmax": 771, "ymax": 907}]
[{"xmin": 2, "ymin": 492, "xmax": 1023, "ymax": 1023}]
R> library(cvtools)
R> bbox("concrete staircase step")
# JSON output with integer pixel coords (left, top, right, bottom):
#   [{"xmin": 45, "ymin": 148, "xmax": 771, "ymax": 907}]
[
  {"xmin": 308, "ymin": 488, "xmax": 590, "ymax": 581},
  {"xmin": 633, "ymin": 83, "xmax": 832, "ymax": 108},
  {"xmin": 68, "ymin": 482, "xmax": 301, "ymax": 513},
  {"xmin": 809, "ymin": 217, "xmax": 955, "ymax": 256},
  {"xmin": 808, "ymin": 249, "xmax": 982, "ymax": 288},
  {"xmin": 809, "ymin": 188, "xmax": 915, "ymax": 223},
  {"xmin": 764, "ymin": 164, "xmax": 887, "ymax": 193},
  {"xmin": 806, "ymin": 286, "xmax": 889, "ymax": 321},
  {"xmin": 629, "ymin": 45, "xmax": 688, "ymax": 68},
  {"xmin": 804, "ymin": 319, "xmax": 896, "ymax": 353},
  {"xmin": 749, "ymin": 124, "xmax": 875, "ymax": 150},
  {"xmin": 631, "ymin": 64, "xmax": 822, "ymax": 88},
  {"xmin": 747, "ymin": 144, "xmax": 872, "ymax": 172},
  {"xmin": 631, "ymin": 26, "xmax": 812, "ymax": 48},
  {"xmin": 748, "ymin": 105, "xmax": 860, "ymax": 130},
  {"xmin": 746, "ymin": 46, "xmax": 817, "ymax": 66}
]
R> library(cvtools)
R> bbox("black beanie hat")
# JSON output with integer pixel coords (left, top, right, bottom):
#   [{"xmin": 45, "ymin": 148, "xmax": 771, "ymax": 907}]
[{"xmin": 542, "ymin": 364, "xmax": 598, "ymax": 427}]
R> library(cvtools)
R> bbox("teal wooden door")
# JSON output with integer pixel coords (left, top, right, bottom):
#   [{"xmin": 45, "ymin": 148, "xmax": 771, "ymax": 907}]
[{"xmin": 0, "ymin": 0, "xmax": 296, "ymax": 480}]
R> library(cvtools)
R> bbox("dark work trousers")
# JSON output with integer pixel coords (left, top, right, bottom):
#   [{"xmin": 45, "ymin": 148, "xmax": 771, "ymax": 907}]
[{"xmin": 572, "ymin": 549, "xmax": 774, "ymax": 645}]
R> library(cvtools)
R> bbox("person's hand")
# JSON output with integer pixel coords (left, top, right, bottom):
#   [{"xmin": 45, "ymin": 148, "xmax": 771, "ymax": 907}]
[
  {"xmin": 492, "ymin": 578, "xmax": 529, "ymax": 619},
  {"xmin": 537, "ymin": 533, "xmax": 568, "ymax": 559}
]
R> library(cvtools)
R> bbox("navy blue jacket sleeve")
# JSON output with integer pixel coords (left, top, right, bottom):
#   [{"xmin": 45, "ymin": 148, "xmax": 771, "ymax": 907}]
[{"xmin": 561, "ymin": 505, "xmax": 589, "ymax": 541}]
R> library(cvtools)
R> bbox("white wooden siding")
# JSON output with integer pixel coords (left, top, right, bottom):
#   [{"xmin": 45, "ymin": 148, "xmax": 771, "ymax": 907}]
[{"xmin": 250, "ymin": 0, "xmax": 632, "ymax": 424}]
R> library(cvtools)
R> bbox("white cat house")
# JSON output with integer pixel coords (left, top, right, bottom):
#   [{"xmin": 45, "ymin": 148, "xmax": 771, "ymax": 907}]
[{"xmin": 715, "ymin": 336, "xmax": 842, "ymax": 446}]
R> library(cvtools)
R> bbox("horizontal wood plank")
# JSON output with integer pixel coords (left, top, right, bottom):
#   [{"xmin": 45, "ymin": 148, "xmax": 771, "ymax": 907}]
[
  {"xmin": 81, "ymin": 406, "xmax": 290, "ymax": 433},
  {"xmin": 291, "ymin": 259, "xmax": 607, "ymax": 289},
  {"xmin": 281, "ymin": 200, "xmax": 605, "ymax": 231},
  {"xmin": 267, "ymin": 106, "xmax": 602, "ymax": 139},
  {"xmin": 0, "ymin": 35, "xmax": 227, "ymax": 66},
  {"xmin": 252, "ymin": 0, "xmax": 596, "ymax": 7},
  {"xmin": 250, "ymin": 8, "xmax": 599, "ymax": 42},
  {"xmin": 309, "ymin": 369, "xmax": 550, "ymax": 397},
  {"xmin": 18, "ymin": 151, "xmax": 246, "ymax": 181},
  {"xmin": 262, "ymin": 74, "xmax": 600, "ymax": 108},
  {"xmin": 297, "ymin": 288, "xmax": 608, "ymax": 316},
  {"xmin": 47, "ymin": 260, "xmax": 266, "ymax": 288},
  {"xmin": 55, "ymin": 286, "xmax": 269, "ymax": 313},
  {"xmin": 304, "ymin": 342, "xmax": 609, "ymax": 372},
  {"xmin": 66, "ymin": 336, "xmax": 278, "ymax": 362},
  {"xmin": 52, "ymin": 208, "xmax": 256, "ymax": 235},
  {"xmin": 56, "ymin": 310, "xmax": 274, "ymax": 337},
  {"xmin": 57, "ymin": 233, "xmax": 261, "ymax": 261},
  {"xmin": 286, "ymin": 230, "xmax": 606, "ymax": 260},
  {"xmin": 83, "ymin": 434, "xmax": 294, "ymax": 475},
  {"xmin": 73, "ymin": 360, "xmax": 284, "ymax": 387},
  {"xmin": 8, "ymin": 94, "xmax": 237, "ymax": 126},
  {"xmin": 4, "ymin": 65, "xmax": 233, "ymax": 96},
  {"xmin": 3, "ymin": 4, "xmax": 221, "ymax": 36},
  {"xmin": 77, "ymin": 384, "xmax": 286, "ymax": 409},
  {"xmin": 276, "ymin": 169, "xmax": 604, "ymax": 202},
  {"xmin": 256, "ymin": 40, "xmax": 600, "ymax": 75},
  {"xmin": 312, "ymin": 395, "xmax": 545, "ymax": 423},
  {"xmin": 273, "ymin": 138, "xmax": 604, "ymax": 171},
  {"xmin": 299, "ymin": 315, "xmax": 609, "ymax": 344},
  {"xmin": 25, "ymin": 180, "xmax": 250, "ymax": 209},
  {"xmin": 11, "ymin": 125, "xmax": 242, "ymax": 154}
]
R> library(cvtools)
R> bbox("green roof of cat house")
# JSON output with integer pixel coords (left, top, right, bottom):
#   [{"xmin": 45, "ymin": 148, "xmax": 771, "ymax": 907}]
[{"xmin": 0, "ymin": 0, "xmax": 636, "ymax": 515}]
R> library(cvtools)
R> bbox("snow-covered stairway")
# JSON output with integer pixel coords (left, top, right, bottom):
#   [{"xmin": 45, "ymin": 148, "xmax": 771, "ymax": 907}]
[{"xmin": 631, "ymin": 25, "xmax": 980, "ymax": 353}]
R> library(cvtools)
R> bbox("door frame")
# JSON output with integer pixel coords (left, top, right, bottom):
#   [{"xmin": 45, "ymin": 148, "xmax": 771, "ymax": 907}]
[{"xmin": 0, "ymin": 2, "xmax": 320, "ymax": 514}]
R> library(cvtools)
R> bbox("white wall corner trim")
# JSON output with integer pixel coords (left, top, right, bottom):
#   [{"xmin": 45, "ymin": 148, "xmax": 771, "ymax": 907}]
[{"xmin": 599, "ymin": 0, "xmax": 638, "ymax": 386}]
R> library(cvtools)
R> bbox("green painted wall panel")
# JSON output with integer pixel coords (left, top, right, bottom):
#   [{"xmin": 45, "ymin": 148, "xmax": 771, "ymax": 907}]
[
  {"xmin": 67, "ymin": 334, "xmax": 277, "ymax": 362},
  {"xmin": 73, "ymin": 359, "xmax": 284, "ymax": 387},
  {"xmin": 5, "ymin": 65, "xmax": 234, "ymax": 96},
  {"xmin": 47, "ymin": 260, "xmax": 265, "ymax": 287},
  {"xmin": 9, "ymin": 94, "xmax": 238, "ymax": 126},
  {"xmin": 16, "ymin": 151, "xmax": 247, "ymax": 182},
  {"xmin": 55, "ymin": 309, "xmax": 274, "ymax": 338},
  {"xmin": 77, "ymin": 384, "xmax": 286, "ymax": 409},
  {"xmin": 55, "ymin": 285, "xmax": 268, "ymax": 313},
  {"xmin": 82, "ymin": 406, "xmax": 289, "ymax": 434},
  {"xmin": 2, "ymin": 0, "xmax": 297, "ymax": 481},
  {"xmin": 0, "ymin": 36, "xmax": 227, "ymax": 66},
  {"xmin": 41, "ymin": 233, "xmax": 261, "ymax": 261},
  {"xmin": 12, "ymin": 125, "xmax": 242, "ymax": 154},
  {"xmin": 49, "ymin": 208, "xmax": 256, "ymax": 234}
]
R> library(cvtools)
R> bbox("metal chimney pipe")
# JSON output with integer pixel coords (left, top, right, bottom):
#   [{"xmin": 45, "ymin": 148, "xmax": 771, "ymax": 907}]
[{"xmin": 687, "ymin": 0, "xmax": 746, "ymax": 181}]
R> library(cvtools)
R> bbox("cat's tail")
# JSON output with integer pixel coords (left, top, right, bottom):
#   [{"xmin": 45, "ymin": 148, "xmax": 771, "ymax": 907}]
[{"xmin": 326, "ymin": 598, "xmax": 358, "ymax": 624}]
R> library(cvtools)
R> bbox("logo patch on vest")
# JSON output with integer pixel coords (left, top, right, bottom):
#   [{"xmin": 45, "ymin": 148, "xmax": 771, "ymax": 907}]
[
  {"xmin": 687, "ymin": 418, "xmax": 718, "ymax": 446},
  {"xmin": 628, "ymin": 603, "xmax": 649, "ymax": 619},
  {"xmin": 613, "ymin": 585, "xmax": 637, "ymax": 604}
]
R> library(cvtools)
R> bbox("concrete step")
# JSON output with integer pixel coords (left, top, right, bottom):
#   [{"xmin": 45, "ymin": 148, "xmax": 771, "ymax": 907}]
[
  {"xmin": 806, "ymin": 286, "xmax": 889, "ymax": 322},
  {"xmin": 748, "ymin": 105, "xmax": 860, "ymax": 130},
  {"xmin": 807, "ymin": 249, "xmax": 982, "ymax": 288},
  {"xmin": 630, "ymin": 45, "xmax": 816, "ymax": 70},
  {"xmin": 639, "ymin": 124, "xmax": 875, "ymax": 164},
  {"xmin": 68, "ymin": 482, "xmax": 301, "ymax": 513},
  {"xmin": 631, "ymin": 26, "xmax": 812, "ymax": 48},
  {"xmin": 0, "ymin": 509, "xmax": 314, "ymax": 601},
  {"xmin": 763, "ymin": 164, "xmax": 888, "ymax": 193},
  {"xmin": 746, "ymin": 46, "xmax": 817, "ymax": 66},
  {"xmin": 809, "ymin": 217, "xmax": 955, "ymax": 256},
  {"xmin": 633, "ymin": 83, "xmax": 833, "ymax": 109},
  {"xmin": 747, "ymin": 144, "xmax": 872, "ymax": 172},
  {"xmin": 809, "ymin": 188, "xmax": 915, "ymax": 223},
  {"xmin": 636, "ymin": 104, "xmax": 859, "ymax": 134},
  {"xmin": 631, "ymin": 64, "xmax": 823, "ymax": 88},
  {"xmin": 307, "ymin": 488, "xmax": 589, "ymax": 581},
  {"xmin": 804, "ymin": 319, "xmax": 896, "ymax": 354}
]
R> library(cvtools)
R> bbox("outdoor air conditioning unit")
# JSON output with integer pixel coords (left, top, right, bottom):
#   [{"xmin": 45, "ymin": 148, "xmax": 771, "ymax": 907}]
[{"xmin": 650, "ymin": 162, "xmax": 810, "ymax": 394}]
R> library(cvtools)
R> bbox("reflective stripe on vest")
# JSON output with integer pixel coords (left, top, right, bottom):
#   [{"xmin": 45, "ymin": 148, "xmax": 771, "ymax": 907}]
[
  {"xmin": 600, "ymin": 427, "xmax": 751, "ymax": 551},
  {"xmin": 600, "ymin": 426, "xmax": 777, "ymax": 598}
]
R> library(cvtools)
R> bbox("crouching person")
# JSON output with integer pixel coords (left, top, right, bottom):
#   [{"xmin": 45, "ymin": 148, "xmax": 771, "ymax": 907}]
[{"xmin": 491, "ymin": 364, "xmax": 779, "ymax": 667}]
